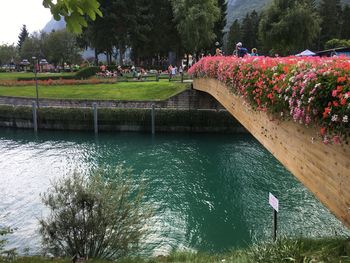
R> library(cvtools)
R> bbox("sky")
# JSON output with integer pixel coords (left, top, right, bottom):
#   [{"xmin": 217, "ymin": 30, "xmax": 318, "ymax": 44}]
[{"xmin": 0, "ymin": 0, "xmax": 53, "ymax": 45}]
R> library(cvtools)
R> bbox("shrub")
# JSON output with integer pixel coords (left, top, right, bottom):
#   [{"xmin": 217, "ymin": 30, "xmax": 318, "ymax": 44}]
[
  {"xmin": 17, "ymin": 75, "xmax": 76, "ymax": 81},
  {"xmin": 39, "ymin": 166, "xmax": 152, "ymax": 260},
  {"xmin": 75, "ymin": 67, "xmax": 99, "ymax": 79}
]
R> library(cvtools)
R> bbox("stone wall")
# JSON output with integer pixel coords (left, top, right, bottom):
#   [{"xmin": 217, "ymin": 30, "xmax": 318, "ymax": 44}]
[{"xmin": 0, "ymin": 89, "xmax": 225, "ymax": 110}]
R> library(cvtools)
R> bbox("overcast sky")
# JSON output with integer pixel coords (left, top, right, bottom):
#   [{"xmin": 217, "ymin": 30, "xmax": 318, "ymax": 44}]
[{"xmin": 0, "ymin": 0, "xmax": 53, "ymax": 45}]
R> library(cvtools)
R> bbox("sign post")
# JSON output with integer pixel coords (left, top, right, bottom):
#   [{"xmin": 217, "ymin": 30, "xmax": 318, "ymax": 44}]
[{"xmin": 269, "ymin": 193, "xmax": 279, "ymax": 242}]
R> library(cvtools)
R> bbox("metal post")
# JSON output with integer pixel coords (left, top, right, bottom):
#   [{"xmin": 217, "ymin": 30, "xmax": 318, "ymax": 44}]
[
  {"xmin": 151, "ymin": 104, "xmax": 155, "ymax": 135},
  {"xmin": 93, "ymin": 103, "xmax": 98, "ymax": 134},
  {"xmin": 32, "ymin": 101, "xmax": 37, "ymax": 132},
  {"xmin": 181, "ymin": 72, "xmax": 184, "ymax": 83},
  {"xmin": 156, "ymin": 72, "xmax": 159, "ymax": 82},
  {"xmin": 32, "ymin": 57, "xmax": 39, "ymax": 108},
  {"xmin": 273, "ymin": 209, "xmax": 277, "ymax": 242}
]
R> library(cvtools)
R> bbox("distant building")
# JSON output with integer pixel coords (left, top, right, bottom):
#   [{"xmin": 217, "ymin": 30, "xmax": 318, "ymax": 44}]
[{"xmin": 315, "ymin": 47, "xmax": 350, "ymax": 57}]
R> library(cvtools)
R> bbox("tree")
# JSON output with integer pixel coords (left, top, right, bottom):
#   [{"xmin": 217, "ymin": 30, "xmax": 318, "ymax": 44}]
[
  {"xmin": 43, "ymin": 0, "xmax": 102, "ymax": 33},
  {"xmin": 319, "ymin": 0, "xmax": 342, "ymax": 47},
  {"xmin": 241, "ymin": 11, "xmax": 260, "ymax": 52},
  {"xmin": 17, "ymin": 25, "xmax": 29, "ymax": 52},
  {"xmin": 212, "ymin": 0, "xmax": 227, "ymax": 49},
  {"xmin": 259, "ymin": 0, "xmax": 320, "ymax": 55},
  {"xmin": 44, "ymin": 30, "xmax": 82, "ymax": 66},
  {"xmin": 20, "ymin": 32, "xmax": 47, "ymax": 60},
  {"xmin": 40, "ymin": 166, "xmax": 152, "ymax": 260},
  {"xmin": 171, "ymin": 0, "xmax": 220, "ymax": 54},
  {"xmin": 226, "ymin": 19, "xmax": 241, "ymax": 55},
  {"xmin": 341, "ymin": 5, "xmax": 350, "ymax": 39},
  {"xmin": 0, "ymin": 44, "xmax": 18, "ymax": 66},
  {"xmin": 325, "ymin": 39, "xmax": 350, "ymax": 49}
]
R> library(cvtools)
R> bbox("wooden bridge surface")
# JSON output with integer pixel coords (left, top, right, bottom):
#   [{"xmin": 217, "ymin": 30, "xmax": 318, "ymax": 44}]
[{"xmin": 193, "ymin": 78, "xmax": 350, "ymax": 228}]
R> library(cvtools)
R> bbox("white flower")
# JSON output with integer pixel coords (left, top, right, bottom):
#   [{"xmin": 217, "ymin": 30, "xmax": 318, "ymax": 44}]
[
  {"xmin": 297, "ymin": 100, "xmax": 302, "ymax": 107},
  {"xmin": 345, "ymin": 93, "xmax": 349, "ymax": 99},
  {"xmin": 315, "ymin": 83, "xmax": 321, "ymax": 88},
  {"xmin": 331, "ymin": 115, "xmax": 338, "ymax": 122},
  {"xmin": 281, "ymin": 112, "xmax": 284, "ymax": 117},
  {"xmin": 308, "ymin": 97, "xmax": 313, "ymax": 103},
  {"xmin": 343, "ymin": 115, "xmax": 348, "ymax": 123}
]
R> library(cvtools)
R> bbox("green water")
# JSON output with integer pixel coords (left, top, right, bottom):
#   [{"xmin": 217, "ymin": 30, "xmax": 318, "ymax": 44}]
[{"xmin": 0, "ymin": 129, "xmax": 347, "ymax": 255}]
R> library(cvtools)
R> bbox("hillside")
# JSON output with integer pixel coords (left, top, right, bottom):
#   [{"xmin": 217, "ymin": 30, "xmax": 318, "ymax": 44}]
[{"xmin": 226, "ymin": 0, "xmax": 350, "ymax": 29}]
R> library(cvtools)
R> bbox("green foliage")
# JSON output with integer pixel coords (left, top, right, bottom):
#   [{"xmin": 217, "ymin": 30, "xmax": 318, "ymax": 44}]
[
  {"xmin": 44, "ymin": 30, "xmax": 82, "ymax": 66},
  {"xmin": 226, "ymin": 19, "xmax": 241, "ymax": 55},
  {"xmin": 17, "ymin": 25, "xmax": 29, "ymax": 52},
  {"xmin": 0, "ymin": 227, "xmax": 16, "ymax": 262},
  {"xmin": 259, "ymin": 0, "xmax": 320, "ymax": 55},
  {"xmin": 325, "ymin": 38, "xmax": 350, "ymax": 49},
  {"xmin": 319, "ymin": 0, "xmax": 342, "ymax": 47},
  {"xmin": 17, "ymin": 75, "xmax": 76, "ymax": 81},
  {"xmin": 74, "ymin": 66, "xmax": 99, "ymax": 79},
  {"xmin": 39, "ymin": 166, "xmax": 152, "ymax": 259},
  {"xmin": 172, "ymin": 0, "xmax": 220, "ymax": 52},
  {"xmin": 0, "ymin": 44, "xmax": 18, "ymax": 66},
  {"xmin": 341, "ymin": 5, "xmax": 350, "ymax": 39},
  {"xmin": 20, "ymin": 30, "xmax": 82, "ymax": 66},
  {"xmin": 43, "ymin": 0, "xmax": 103, "ymax": 33},
  {"xmin": 241, "ymin": 10, "xmax": 260, "ymax": 52}
]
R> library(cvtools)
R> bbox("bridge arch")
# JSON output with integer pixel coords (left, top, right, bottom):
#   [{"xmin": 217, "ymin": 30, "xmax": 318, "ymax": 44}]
[{"xmin": 193, "ymin": 78, "xmax": 350, "ymax": 228}]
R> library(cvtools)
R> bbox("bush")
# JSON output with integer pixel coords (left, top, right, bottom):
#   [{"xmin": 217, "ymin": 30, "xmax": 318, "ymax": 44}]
[
  {"xmin": 75, "ymin": 66, "xmax": 99, "ymax": 79},
  {"xmin": 0, "ymin": 227, "xmax": 16, "ymax": 261},
  {"xmin": 39, "ymin": 166, "xmax": 152, "ymax": 260},
  {"xmin": 17, "ymin": 75, "xmax": 76, "ymax": 81}
]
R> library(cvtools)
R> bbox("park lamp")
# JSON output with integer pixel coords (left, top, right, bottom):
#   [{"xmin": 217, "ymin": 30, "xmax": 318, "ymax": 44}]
[{"xmin": 32, "ymin": 56, "xmax": 39, "ymax": 108}]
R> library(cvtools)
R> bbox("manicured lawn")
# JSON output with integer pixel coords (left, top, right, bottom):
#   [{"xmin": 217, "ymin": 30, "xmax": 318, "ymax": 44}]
[
  {"xmin": 0, "ymin": 72, "xmax": 75, "ymax": 80},
  {"xmin": 0, "ymin": 81, "xmax": 189, "ymax": 101}
]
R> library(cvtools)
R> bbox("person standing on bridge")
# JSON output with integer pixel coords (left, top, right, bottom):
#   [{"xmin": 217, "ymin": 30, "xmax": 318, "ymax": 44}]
[{"xmin": 234, "ymin": 42, "xmax": 248, "ymax": 58}]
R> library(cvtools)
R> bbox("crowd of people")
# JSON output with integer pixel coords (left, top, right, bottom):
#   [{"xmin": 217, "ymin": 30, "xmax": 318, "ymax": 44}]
[{"xmin": 215, "ymin": 42, "xmax": 259, "ymax": 58}]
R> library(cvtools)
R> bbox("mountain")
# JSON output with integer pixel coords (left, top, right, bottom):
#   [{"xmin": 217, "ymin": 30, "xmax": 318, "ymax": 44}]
[
  {"xmin": 226, "ymin": 0, "xmax": 350, "ymax": 29},
  {"xmin": 42, "ymin": 17, "xmax": 66, "ymax": 33}
]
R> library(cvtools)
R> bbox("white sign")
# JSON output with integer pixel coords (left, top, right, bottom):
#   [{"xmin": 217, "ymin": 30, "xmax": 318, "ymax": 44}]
[{"xmin": 269, "ymin": 193, "xmax": 279, "ymax": 212}]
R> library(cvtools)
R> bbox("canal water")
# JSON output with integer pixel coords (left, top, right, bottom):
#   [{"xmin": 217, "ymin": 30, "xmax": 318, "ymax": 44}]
[{"xmin": 0, "ymin": 129, "xmax": 348, "ymax": 255}]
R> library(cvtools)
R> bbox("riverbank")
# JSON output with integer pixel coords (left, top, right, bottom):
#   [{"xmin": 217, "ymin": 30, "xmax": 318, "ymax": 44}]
[{"xmin": 8, "ymin": 238, "xmax": 350, "ymax": 262}]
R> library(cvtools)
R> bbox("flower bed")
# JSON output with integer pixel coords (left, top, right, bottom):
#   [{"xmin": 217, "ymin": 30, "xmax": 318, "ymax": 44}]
[
  {"xmin": 0, "ymin": 77, "xmax": 117, "ymax": 87},
  {"xmin": 189, "ymin": 56, "xmax": 350, "ymax": 143}
]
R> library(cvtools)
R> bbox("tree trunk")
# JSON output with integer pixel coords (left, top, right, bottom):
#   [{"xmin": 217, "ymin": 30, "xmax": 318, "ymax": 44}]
[{"xmin": 94, "ymin": 49, "xmax": 99, "ymax": 66}]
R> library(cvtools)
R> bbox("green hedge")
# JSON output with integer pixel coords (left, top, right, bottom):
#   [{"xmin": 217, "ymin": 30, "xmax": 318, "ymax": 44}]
[
  {"xmin": 75, "ymin": 67, "xmax": 99, "ymax": 79},
  {"xmin": 17, "ymin": 75, "xmax": 76, "ymax": 81},
  {"xmin": 0, "ymin": 106, "xmax": 240, "ymax": 131}
]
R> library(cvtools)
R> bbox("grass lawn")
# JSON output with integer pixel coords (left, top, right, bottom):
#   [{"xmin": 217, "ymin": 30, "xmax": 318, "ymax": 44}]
[
  {"xmin": 0, "ymin": 81, "xmax": 189, "ymax": 101},
  {"xmin": 0, "ymin": 72, "xmax": 75, "ymax": 80}
]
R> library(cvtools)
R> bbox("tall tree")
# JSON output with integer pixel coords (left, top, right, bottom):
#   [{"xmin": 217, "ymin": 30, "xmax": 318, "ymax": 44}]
[
  {"xmin": 17, "ymin": 25, "xmax": 29, "ymax": 52},
  {"xmin": 341, "ymin": 5, "xmax": 350, "ymax": 39},
  {"xmin": 241, "ymin": 11, "xmax": 260, "ymax": 52},
  {"xmin": 259, "ymin": 0, "xmax": 320, "ymax": 55},
  {"xmin": 213, "ymin": 0, "xmax": 227, "ymax": 48},
  {"xmin": 226, "ymin": 19, "xmax": 241, "ymax": 55},
  {"xmin": 44, "ymin": 30, "xmax": 82, "ymax": 66},
  {"xmin": 171, "ymin": 0, "xmax": 220, "ymax": 54},
  {"xmin": 319, "ymin": 0, "xmax": 342, "ymax": 47},
  {"xmin": 0, "ymin": 44, "xmax": 18, "ymax": 66}
]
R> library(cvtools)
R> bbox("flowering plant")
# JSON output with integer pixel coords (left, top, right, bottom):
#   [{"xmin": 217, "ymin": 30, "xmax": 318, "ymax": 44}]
[
  {"xmin": 0, "ymin": 78, "xmax": 116, "ymax": 87},
  {"xmin": 189, "ymin": 56, "xmax": 350, "ymax": 143}
]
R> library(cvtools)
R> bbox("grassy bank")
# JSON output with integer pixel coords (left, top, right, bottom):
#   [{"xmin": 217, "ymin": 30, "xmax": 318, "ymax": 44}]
[
  {"xmin": 0, "ymin": 81, "xmax": 188, "ymax": 101},
  {"xmin": 8, "ymin": 238, "xmax": 350, "ymax": 263},
  {"xmin": 0, "ymin": 72, "xmax": 75, "ymax": 80}
]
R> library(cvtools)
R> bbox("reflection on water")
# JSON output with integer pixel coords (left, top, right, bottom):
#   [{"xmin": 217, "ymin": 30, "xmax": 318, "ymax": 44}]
[{"xmin": 0, "ymin": 128, "xmax": 347, "ymax": 255}]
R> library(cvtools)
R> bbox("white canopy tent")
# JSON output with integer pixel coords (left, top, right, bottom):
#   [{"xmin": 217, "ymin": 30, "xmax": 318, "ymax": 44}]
[{"xmin": 296, "ymin": 49, "xmax": 316, "ymax": 56}]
